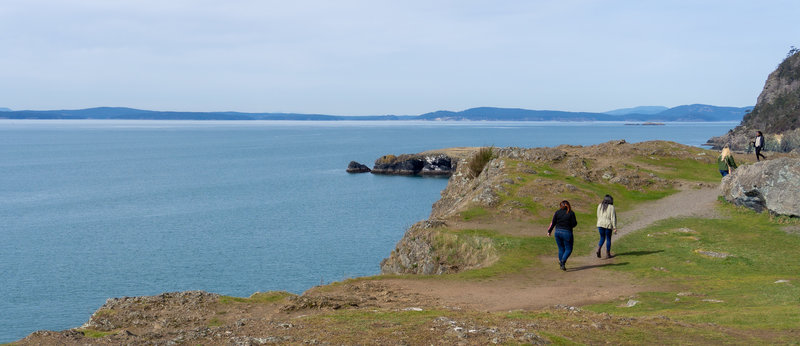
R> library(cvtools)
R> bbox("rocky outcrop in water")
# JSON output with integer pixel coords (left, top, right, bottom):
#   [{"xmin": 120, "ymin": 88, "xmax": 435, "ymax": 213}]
[
  {"xmin": 721, "ymin": 157, "xmax": 800, "ymax": 217},
  {"xmin": 346, "ymin": 161, "xmax": 371, "ymax": 173},
  {"xmin": 371, "ymin": 153, "xmax": 454, "ymax": 176}
]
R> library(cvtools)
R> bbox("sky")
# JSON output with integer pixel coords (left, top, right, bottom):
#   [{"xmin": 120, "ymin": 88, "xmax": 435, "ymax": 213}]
[{"xmin": 1, "ymin": 1, "xmax": 799, "ymax": 115}]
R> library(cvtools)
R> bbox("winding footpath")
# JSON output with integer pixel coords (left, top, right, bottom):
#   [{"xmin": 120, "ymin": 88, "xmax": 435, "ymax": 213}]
[{"xmin": 383, "ymin": 185, "xmax": 722, "ymax": 311}]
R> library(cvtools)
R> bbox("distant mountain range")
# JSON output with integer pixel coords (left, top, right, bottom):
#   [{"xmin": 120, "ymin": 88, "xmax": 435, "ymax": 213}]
[{"xmin": 0, "ymin": 104, "xmax": 751, "ymax": 122}]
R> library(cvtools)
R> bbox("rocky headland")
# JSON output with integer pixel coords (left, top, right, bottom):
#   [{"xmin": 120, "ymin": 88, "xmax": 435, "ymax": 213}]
[
  {"xmin": 17, "ymin": 140, "xmax": 800, "ymax": 345},
  {"xmin": 379, "ymin": 140, "xmax": 708, "ymax": 275}
]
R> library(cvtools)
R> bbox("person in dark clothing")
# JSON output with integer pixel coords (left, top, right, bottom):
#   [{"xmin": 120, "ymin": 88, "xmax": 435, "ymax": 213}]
[
  {"xmin": 546, "ymin": 200, "xmax": 578, "ymax": 271},
  {"xmin": 754, "ymin": 131, "xmax": 767, "ymax": 161}
]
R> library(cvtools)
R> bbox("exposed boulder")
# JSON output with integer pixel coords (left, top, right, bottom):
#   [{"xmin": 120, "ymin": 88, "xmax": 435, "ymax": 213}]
[
  {"xmin": 346, "ymin": 161, "xmax": 371, "ymax": 173},
  {"xmin": 721, "ymin": 157, "xmax": 800, "ymax": 217},
  {"xmin": 371, "ymin": 153, "xmax": 455, "ymax": 176}
]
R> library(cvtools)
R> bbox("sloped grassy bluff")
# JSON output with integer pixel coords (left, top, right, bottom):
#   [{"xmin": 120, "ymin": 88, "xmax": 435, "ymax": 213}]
[{"xmin": 381, "ymin": 140, "xmax": 716, "ymax": 275}]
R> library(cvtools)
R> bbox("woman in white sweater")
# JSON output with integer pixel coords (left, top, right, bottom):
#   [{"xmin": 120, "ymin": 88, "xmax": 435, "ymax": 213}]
[{"xmin": 596, "ymin": 195, "xmax": 618, "ymax": 259}]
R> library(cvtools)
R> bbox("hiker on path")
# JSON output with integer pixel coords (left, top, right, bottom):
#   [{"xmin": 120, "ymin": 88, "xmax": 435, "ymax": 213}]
[
  {"xmin": 716, "ymin": 147, "xmax": 737, "ymax": 177},
  {"xmin": 753, "ymin": 131, "xmax": 767, "ymax": 161},
  {"xmin": 546, "ymin": 200, "xmax": 578, "ymax": 271},
  {"xmin": 596, "ymin": 195, "xmax": 618, "ymax": 259}
]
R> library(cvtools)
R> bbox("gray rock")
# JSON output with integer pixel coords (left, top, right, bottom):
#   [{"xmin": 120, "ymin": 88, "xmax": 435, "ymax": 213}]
[
  {"xmin": 372, "ymin": 154, "xmax": 424, "ymax": 175},
  {"xmin": 371, "ymin": 153, "xmax": 454, "ymax": 176},
  {"xmin": 622, "ymin": 299, "xmax": 639, "ymax": 307},
  {"xmin": 721, "ymin": 157, "xmax": 800, "ymax": 216},
  {"xmin": 346, "ymin": 161, "xmax": 371, "ymax": 173},
  {"xmin": 420, "ymin": 154, "xmax": 454, "ymax": 176},
  {"xmin": 695, "ymin": 250, "xmax": 733, "ymax": 259}
]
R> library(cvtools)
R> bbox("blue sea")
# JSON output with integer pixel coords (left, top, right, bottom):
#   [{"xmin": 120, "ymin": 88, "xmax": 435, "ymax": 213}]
[{"xmin": 0, "ymin": 120, "xmax": 735, "ymax": 342}]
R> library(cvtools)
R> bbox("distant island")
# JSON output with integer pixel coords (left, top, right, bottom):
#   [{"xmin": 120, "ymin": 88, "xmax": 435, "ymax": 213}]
[
  {"xmin": 0, "ymin": 104, "xmax": 750, "ymax": 122},
  {"xmin": 625, "ymin": 122, "xmax": 666, "ymax": 126}
]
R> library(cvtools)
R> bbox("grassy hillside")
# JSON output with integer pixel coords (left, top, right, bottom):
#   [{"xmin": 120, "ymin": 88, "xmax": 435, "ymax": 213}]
[{"xmin": 587, "ymin": 203, "xmax": 800, "ymax": 335}]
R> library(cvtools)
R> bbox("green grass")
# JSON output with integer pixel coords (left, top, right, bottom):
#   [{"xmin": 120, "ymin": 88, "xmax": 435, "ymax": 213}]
[
  {"xmin": 633, "ymin": 156, "xmax": 720, "ymax": 182},
  {"xmin": 452, "ymin": 156, "xmax": 696, "ymax": 278},
  {"xmin": 509, "ymin": 159, "xmax": 677, "ymax": 208},
  {"xmin": 435, "ymin": 229, "xmax": 553, "ymax": 280},
  {"xmin": 586, "ymin": 203, "xmax": 800, "ymax": 331},
  {"xmin": 299, "ymin": 309, "xmax": 446, "ymax": 343},
  {"xmin": 78, "ymin": 329, "xmax": 116, "ymax": 338},
  {"xmin": 501, "ymin": 309, "xmax": 762, "ymax": 344},
  {"xmin": 460, "ymin": 207, "xmax": 488, "ymax": 221},
  {"xmin": 219, "ymin": 291, "xmax": 295, "ymax": 304}
]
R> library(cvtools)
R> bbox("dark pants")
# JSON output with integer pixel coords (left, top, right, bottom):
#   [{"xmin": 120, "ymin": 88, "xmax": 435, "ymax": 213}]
[
  {"xmin": 598, "ymin": 227, "xmax": 612, "ymax": 252},
  {"xmin": 755, "ymin": 146, "xmax": 766, "ymax": 161},
  {"xmin": 554, "ymin": 229, "xmax": 574, "ymax": 264},
  {"xmin": 719, "ymin": 169, "xmax": 728, "ymax": 177}
]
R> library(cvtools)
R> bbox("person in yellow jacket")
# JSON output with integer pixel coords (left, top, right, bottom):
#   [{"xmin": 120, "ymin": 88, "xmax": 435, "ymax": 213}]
[
  {"xmin": 717, "ymin": 147, "xmax": 737, "ymax": 177},
  {"xmin": 596, "ymin": 194, "xmax": 617, "ymax": 259}
]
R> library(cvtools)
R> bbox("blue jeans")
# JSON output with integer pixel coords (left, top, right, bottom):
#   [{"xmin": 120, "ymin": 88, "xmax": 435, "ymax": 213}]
[
  {"xmin": 554, "ymin": 229, "xmax": 574, "ymax": 264},
  {"xmin": 598, "ymin": 227, "xmax": 612, "ymax": 252},
  {"xmin": 719, "ymin": 169, "xmax": 728, "ymax": 177}
]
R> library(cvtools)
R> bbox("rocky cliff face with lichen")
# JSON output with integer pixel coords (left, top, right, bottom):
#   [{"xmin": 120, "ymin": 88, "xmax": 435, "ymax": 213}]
[{"xmin": 708, "ymin": 49, "xmax": 800, "ymax": 152}]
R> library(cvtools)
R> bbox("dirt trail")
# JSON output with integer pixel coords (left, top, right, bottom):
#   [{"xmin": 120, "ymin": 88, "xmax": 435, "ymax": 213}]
[{"xmin": 380, "ymin": 186, "xmax": 722, "ymax": 311}]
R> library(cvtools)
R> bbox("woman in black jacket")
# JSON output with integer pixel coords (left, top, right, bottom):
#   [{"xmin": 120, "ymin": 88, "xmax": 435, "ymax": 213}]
[
  {"xmin": 546, "ymin": 200, "xmax": 578, "ymax": 271},
  {"xmin": 753, "ymin": 131, "xmax": 767, "ymax": 161}
]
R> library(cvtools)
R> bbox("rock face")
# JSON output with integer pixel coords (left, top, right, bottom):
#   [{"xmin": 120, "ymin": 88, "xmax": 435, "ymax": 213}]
[
  {"xmin": 708, "ymin": 50, "xmax": 800, "ymax": 151},
  {"xmin": 371, "ymin": 153, "xmax": 454, "ymax": 176},
  {"xmin": 420, "ymin": 154, "xmax": 454, "ymax": 175},
  {"xmin": 346, "ymin": 161, "xmax": 371, "ymax": 173},
  {"xmin": 721, "ymin": 157, "xmax": 800, "ymax": 216},
  {"xmin": 379, "ymin": 220, "xmax": 492, "ymax": 275}
]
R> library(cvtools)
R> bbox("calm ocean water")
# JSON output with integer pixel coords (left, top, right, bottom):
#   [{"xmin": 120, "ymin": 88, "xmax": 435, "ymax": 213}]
[{"xmin": 0, "ymin": 120, "xmax": 735, "ymax": 341}]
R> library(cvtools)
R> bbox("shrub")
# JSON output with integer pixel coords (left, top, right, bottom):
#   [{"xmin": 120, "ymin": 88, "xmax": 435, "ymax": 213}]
[
  {"xmin": 375, "ymin": 154, "xmax": 397, "ymax": 165},
  {"xmin": 468, "ymin": 146, "xmax": 494, "ymax": 178}
]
